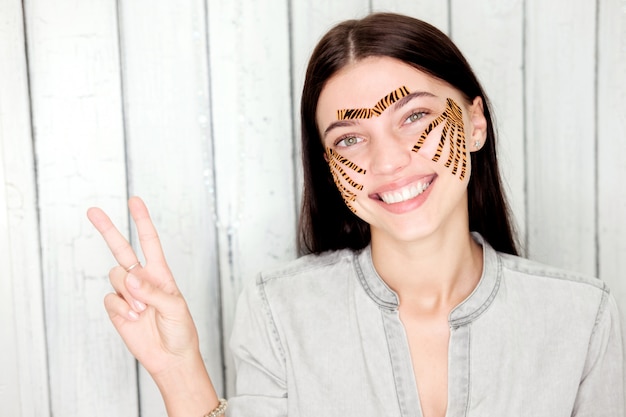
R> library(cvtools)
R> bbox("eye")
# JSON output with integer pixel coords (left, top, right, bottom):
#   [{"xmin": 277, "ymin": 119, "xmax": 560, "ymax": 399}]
[
  {"xmin": 404, "ymin": 111, "xmax": 427, "ymax": 124},
  {"xmin": 335, "ymin": 135, "xmax": 363, "ymax": 147}
]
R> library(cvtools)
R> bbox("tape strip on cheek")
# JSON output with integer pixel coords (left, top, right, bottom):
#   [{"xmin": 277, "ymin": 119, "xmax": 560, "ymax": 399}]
[
  {"xmin": 412, "ymin": 113, "xmax": 446, "ymax": 154},
  {"xmin": 412, "ymin": 98, "xmax": 467, "ymax": 180},
  {"xmin": 326, "ymin": 148, "xmax": 367, "ymax": 175},
  {"xmin": 326, "ymin": 148, "xmax": 367, "ymax": 213},
  {"xmin": 329, "ymin": 169, "xmax": 358, "ymax": 211},
  {"xmin": 444, "ymin": 99, "xmax": 467, "ymax": 179},
  {"xmin": 327, "ymin": 157, "xmax": 364, "ymax": 191},
  {"xmin": 448, "ymin": 123, "xmax": 466, "ymax": 176}
]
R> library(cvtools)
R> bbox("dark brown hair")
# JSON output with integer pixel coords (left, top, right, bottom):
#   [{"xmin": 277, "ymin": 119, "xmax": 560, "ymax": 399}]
[{"xmin": 298, "ymin": 13, "xmax": 519, "ymax": 256}]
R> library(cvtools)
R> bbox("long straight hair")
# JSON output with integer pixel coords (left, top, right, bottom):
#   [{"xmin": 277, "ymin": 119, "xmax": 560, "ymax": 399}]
[{"xmin": 298, "ymin": 13, "xmax": 519, "ymax": 257}]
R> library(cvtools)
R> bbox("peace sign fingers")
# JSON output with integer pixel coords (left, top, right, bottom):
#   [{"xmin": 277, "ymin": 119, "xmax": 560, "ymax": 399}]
[
  {"xmin": 87, "ymin": 205, "xmax": 140, "ymax": 272},
  {"xmin": 87, "ymin": 197, "xmax": 170, "ymax": 269},
  {"xmin": 89, "ymin": 199, "xmax": 206, "ymax": 380},
  {"xmin": 127, "ymin": 196, "xmax": 168, "ymax": 268}
]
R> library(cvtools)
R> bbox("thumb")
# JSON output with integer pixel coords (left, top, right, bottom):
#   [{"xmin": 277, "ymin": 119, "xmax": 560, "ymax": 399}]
[{"xmin": 126, "ymin": 273, "xmax": 187, "ymax": 317}]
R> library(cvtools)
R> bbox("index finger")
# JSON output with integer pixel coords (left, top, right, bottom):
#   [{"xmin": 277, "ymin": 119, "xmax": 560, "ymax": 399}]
[
  {"xmin": 127, "ymin": 196, "xmax": 167, "ymax": 265},
  {"xmin": 87, "ymin": 206, "xmax": 140, "ymax": 270}
]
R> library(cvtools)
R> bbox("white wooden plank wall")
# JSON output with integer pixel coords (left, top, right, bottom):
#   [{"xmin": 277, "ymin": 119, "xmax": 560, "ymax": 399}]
[
  {"xmin": 117, "ymin": 1, "xmax": 225, "ymax": 414},
  {"xmin": 18, "ymin": 1, "xmax": 138, "ymax": 416},
  {"xmin": 450, "ymin": 0, "xmax": 526, "ymax": 246},
  {"xmin": 206, "ymin": 0, "xmax": 297, "ymax": 397},
  {"xmin": 1, "ymin": 1, "xmax": 624, "ymax": 416},
  {"xmin": 526, "ymin": 0, "xmax": 597, "ymax": 274},
  {"xmin": 598, "ymin": 0, "xmax": 626, "ymax": 336},
  {"xmin": 0, "ymin": 2, "xmax": 50, "ymax": 416}
]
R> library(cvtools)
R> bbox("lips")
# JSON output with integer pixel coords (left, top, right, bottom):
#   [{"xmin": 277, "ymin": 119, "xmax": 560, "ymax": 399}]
[{"xmin": 371, "ymin": 175, "xmax": 435, "ymax": 204}]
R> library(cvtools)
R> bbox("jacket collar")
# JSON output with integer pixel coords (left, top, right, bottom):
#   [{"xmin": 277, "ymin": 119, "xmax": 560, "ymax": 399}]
[{"xmin": 354, "ymin": 232, "xmax": 502, "ymax": 325}]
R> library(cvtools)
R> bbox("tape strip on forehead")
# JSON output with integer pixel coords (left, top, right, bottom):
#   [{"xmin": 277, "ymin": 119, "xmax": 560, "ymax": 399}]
[{"xmin": 337, "ymin": 86, "xmax": 411, "ymax": 120}]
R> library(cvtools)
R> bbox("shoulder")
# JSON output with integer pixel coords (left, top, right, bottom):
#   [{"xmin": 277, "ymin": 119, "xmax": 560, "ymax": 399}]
[
  {"xmin": 498, "ymin": 251, "xmax": 608, "ymax": 293},
  {"xmin": 238, "ymin": 248, "xmax": 364, "ymax": 320},
  {"xmin": 256, "ymin": 247, "xmax": 357, "ymax": 284},
  {"xmin": 495, "ymin": 251, "xmax": 612, "ymax": 322},
  {"xmin": 232, "ymin": 249, "xmax": 357, "ymax": 329}
]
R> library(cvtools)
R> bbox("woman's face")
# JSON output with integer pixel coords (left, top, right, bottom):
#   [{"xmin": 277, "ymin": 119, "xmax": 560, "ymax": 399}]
[{"xmin": 316, "ymin": 56, "xmax": 487, "ymax": 244}]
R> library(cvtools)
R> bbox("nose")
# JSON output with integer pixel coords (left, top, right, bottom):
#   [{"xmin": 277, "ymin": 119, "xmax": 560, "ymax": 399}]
[{"xmin": 369, "ymin": 134, "xmax": 412, "ymax": 176}]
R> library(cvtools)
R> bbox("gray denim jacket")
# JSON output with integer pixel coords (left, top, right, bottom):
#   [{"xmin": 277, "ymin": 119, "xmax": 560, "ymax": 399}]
[{"xmin": 227, "ymin": 235, "xmax": 625, "ymax": 416}]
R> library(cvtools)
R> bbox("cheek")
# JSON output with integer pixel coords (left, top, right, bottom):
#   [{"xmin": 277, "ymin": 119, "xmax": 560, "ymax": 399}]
[
  {"xmin": 414, "ymin": 122, "xmax": 445, "ymax": 161},
  {"xmin": 412, "ymin": 98, "xmax": 468, "ymax": 181},
  {"xmin": 435, "ymin": 116, "xmax": 467, "ymax": 180},
  {"xmin": 326, "ymin": 147, "xmax": 367, "ymax": 213}
]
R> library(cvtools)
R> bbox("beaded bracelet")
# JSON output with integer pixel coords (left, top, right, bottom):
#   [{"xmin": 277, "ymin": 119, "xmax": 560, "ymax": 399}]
[{"xmin": 203, "ymin": 398, "xmax": 228, "ymax": 417}]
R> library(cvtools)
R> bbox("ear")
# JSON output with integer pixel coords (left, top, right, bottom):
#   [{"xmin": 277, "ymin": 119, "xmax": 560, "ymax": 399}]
[{"xmin": 468, "ymin": 96, "xmax": 487, "ymax": 152}]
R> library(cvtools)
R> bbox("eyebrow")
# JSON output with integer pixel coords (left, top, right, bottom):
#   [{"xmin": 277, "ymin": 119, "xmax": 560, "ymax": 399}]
[
  {"xmin": 322, "ymin": 90, "xmax": 438, "ymax": 139},
  {"xmin": 392, "ymin": 91, "xmax": 436, "ymax": 111}
]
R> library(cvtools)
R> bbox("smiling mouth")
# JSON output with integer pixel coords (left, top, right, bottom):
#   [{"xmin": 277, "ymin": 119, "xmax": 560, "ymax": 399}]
[{"xmin": 376, "ymin": 179, "xmax": 432, "ymax": 204}]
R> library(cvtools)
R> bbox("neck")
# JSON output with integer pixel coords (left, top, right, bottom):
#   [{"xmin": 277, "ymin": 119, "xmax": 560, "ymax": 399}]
[{"xmin": 370, "ymin": 228, "xmax": 483, "ymax": 314}]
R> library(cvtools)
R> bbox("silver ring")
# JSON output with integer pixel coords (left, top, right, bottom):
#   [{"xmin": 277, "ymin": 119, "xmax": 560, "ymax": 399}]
[{"xmin": 125, "ymin": 262, "xmax": 141, "ymax": 272}]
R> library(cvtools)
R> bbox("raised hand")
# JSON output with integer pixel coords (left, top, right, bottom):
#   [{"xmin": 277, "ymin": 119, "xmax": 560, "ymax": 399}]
[{"xmin": 87, "ymin": 197, "xmax": 219, "ymax": 416}]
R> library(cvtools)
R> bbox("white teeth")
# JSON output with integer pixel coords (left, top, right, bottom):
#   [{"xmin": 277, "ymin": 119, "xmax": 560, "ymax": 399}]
[{"xmin": 379, "ymin": 181, "xmax": 431, "ymax": 204}]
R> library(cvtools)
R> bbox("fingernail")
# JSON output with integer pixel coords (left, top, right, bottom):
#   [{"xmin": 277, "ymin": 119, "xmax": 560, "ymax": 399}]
[
  {"xmin": 133, "ymin": 299, "xmax": 146, "ymax": 312},
  {"xmin": 128, "ymin": 310, "xmax": 139, "ymax": 320},
  {"xmin": 127, "ymin": 273, "xmax": 141, "ymax": 289}
]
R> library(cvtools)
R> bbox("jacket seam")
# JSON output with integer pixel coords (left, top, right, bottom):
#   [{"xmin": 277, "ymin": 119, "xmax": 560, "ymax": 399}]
[
  {"xmin": 450, "ymin": 256, "xmax": 502, "ymax": 327},
  {"xmin": 353, "ymin": 252, "xmax": 397, "ymax": 310},
  {"xmin": 256, "ymin": 277, "xmax": 287, "ymax": 363},
  {"xmin": 589, "ymin": 284, "xmax": 609, "ymax": 339},
  {"xmin": 381, "ymin": 309, "xmax": 408, "ymax": 417},
  {"xmin": 501, "ymin": 263, "xmax": 609, "ymax": 293},
  {"xmin": 464, "ymin": 323, "xmax": 472, "ymax": 417},
  {"xmin": 578, "ymin": 286, "xmax": 611, "ymax": 384},
  {"xmin": 258, "ymin": 252, "xmax": 351, "ymax": 283}
]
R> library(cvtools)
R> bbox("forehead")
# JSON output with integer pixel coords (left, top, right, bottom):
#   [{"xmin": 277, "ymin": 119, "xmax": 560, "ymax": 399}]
[{"xmin": 316, "ymin": 56, "xmax": 449, "ymax": 126}]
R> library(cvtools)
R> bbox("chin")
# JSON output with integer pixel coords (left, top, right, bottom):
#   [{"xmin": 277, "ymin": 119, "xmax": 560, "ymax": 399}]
[{"xmin": 371, "ymin": 219, "xmax": 439, "ymax": 244}]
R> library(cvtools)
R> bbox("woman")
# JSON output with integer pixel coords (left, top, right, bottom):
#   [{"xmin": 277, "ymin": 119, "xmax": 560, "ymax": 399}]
[{"xmin": 88, "ymin": 13, "xmax": 624, "ymax": 417}]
